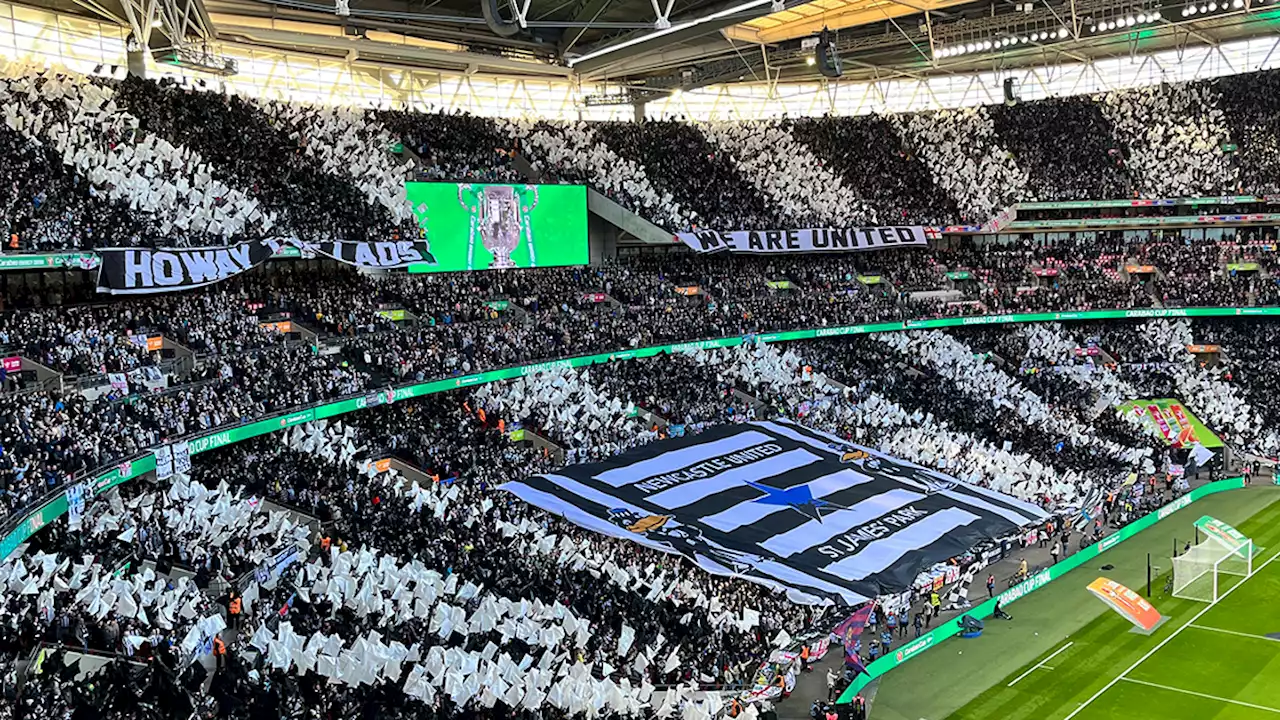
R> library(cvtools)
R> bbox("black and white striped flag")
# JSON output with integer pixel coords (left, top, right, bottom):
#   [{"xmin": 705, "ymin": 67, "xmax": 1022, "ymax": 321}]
[{"xmin": 501, "ymin": 420, "xmax": 1047, "ymax": 605}]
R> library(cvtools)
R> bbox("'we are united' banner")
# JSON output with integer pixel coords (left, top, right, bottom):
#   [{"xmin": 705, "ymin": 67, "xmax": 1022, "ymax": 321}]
[{"xmin": 676, "ymin": 227, "xmax": 937, "ymax": 254}]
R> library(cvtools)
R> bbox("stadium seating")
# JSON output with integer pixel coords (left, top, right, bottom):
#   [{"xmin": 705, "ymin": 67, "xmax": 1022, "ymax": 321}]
[
  {"xmin": 4, "ymin": 61, "xmax": 1280, "ymax": 720},
  {"xmin": 4, "ymin": 65, "xmax": 1280, "ymax": 246}
]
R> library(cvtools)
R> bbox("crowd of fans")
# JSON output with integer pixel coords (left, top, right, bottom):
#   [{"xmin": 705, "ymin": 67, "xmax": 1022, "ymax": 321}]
[
  {"xmin": 0, "ymin": 388, "xmax": 816, "ymax": 718},
  {"xmin": 8, "ymin": 65, "xmax": 1280, "ymax": 246},
  {"xmin": 0, "ymin": 247, "xmax": 1265, "ymax": 719},
  {"xmin": 6, "ymin": 55, "xmax": 1280, "ymax": 720},
  {"xmin": 0, "ymin": 226, "xmax": 1277, "ymax": 532},
  {"xmin": 0, "ymin": 306, "xmax": 1240, "ymax": 718}
]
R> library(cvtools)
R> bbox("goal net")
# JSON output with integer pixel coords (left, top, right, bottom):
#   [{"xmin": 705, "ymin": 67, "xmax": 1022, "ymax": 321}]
[{"xmin": 1172, "ymin": 537, "xmax": 1254, "ymax": 603}]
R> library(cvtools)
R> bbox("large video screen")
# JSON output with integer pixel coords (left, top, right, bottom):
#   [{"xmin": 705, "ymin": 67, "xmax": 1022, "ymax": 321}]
[{"xmin": 405, "ymin": 182, "xmax": 589, "ymax": 272}]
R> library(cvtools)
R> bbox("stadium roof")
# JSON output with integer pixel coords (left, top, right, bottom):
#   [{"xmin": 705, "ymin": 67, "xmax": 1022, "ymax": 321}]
[{"xmin": 29, "ymin": 0, "xmax": 1280, "ymax": 94}]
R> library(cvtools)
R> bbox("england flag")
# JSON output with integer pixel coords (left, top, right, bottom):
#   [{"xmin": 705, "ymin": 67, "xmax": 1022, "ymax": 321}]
[{"xmin": 501, "ymin": 420, "xmax": 1047, "ymax": 605}]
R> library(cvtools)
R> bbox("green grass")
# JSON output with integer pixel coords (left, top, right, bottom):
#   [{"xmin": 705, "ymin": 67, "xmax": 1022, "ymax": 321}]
[
  {"xmin": 870, "ymin": 485, "xmax": 1280, "ymax": 720},
  {"xmin": 949, "ymin": 489, "xmax": 1280, "ymax": 720}
]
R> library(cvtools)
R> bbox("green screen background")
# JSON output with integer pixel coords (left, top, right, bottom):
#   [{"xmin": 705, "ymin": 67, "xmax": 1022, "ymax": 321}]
[{"xmin": 405, "ymin": 182, "xmax": 589, "ymax": 272}]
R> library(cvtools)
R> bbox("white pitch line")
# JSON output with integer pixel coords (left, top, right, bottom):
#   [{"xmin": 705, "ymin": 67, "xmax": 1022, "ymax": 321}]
[
  {"xmin": 1064, "ymin": 546, "xmax": 1280, "ymax": 719},
  {"xmin": 1120, "ymin": 678, "xmax": 1280, "ymax": 714},
  {"xmin": 1188, "ymin": 624, "xmax": 1280, "ymax": 643},
  {"xmin": 1007, "ymin": 641, "xmax": 1074, "ymax": 687}
]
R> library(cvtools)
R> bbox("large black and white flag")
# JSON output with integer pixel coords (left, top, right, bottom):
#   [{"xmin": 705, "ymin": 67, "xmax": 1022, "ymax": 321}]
[
  {"xmin": 95, "ymin": 240, "xmax": 282, "ymax": 295},
  {"xmin": 502, "ymin": 420, "xmax": 1046, "ymax": 605},
  {"xmin": 675, "ymin": 227, "xmax": 935, "ymax": 255}
]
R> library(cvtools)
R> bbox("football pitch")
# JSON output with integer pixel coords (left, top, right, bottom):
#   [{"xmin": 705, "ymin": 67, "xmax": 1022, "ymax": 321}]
[{"xmin": 948, "ymin": 490, "xmax": 1280, "ymax": 720}]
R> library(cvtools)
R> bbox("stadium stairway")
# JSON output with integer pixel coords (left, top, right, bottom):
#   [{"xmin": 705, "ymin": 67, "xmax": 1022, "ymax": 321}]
[
  {"xmin": 31, "ymin": 645, "xmax": 147, "ymax": 682},
  {"xmin": 5, "ymin": 355, "xmax": 63, "ymax": 392}
]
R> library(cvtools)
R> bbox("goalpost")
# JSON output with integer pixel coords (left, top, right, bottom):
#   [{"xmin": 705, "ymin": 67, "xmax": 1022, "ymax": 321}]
[{"xmin": 1172, "ymin": 536, "xmax": 1254, "ymax": 603}]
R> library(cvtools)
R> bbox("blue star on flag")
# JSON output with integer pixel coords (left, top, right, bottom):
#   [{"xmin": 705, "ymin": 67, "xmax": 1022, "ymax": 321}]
[{"xmin": 746, "ymin": 481, "xmax": 840, "ymax": 522}]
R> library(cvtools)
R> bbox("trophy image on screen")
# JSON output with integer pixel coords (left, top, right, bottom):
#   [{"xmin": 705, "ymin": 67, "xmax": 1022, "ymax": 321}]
[{"xmin": 457, "ymin": 184, "xmax": 540, "ymax": 270}]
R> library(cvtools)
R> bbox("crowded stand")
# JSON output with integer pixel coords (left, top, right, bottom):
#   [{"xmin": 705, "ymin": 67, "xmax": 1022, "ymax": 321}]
[
  {"xmin": 19, "ymin": 396, "xmax": 814, "ymax": 715},
  {"xmin": 987, "ymin": 97, "xmax": 1129, "ymax": 202},
  {"xmin": 3, "ymin": 66, "xmax": 1280, "ymax": 246},
  {"xmin": 109, "ymin": 75, "xmax": 421, "ymax": 246},
  {"xmin": 0, "ymin": 314, "xmax": 1220, "ymax": 717},
  {"xmin": 7, "ymin": 58, "xmax": 1280, "ymax": 720},
  {"xmin": 590, "ymin": 121, "xmax": 780, "ymax": 234},
  {"xmin": 696, "ymin": 119, "xmax": 874, "ymax": 229},
  {"xmin": 587, "ymin": 354, "xmax": 758, "ymax": 431},
  {"xmin": 782, "ymin": 116, "xmax": 958, "ymax": 227},
  {"xmin": 893, "ymin": 108, "xmax": 1027, "ymax": 224},
  {"xmin": 1215, "ymin": 71, "xmax": 1280, "ymax": 196},
  {"xmin": 512, "ymin": 119, "xmax": 692, "ymax": 230},
  {"xmin": 1099, "ymin": 318, "xmax": 1280, "ymax": 456},
  {"xmin": 0, "ymin": 284, "xmax": 1268, "ymax": 716},
  {"xmin": 379, "ymin": 109, "xmax": 523, "ymax": 184},
  {"xmin": 0, "ymin": 230, "xmax": 1269, "ymax": 533},
  {"xmin": 1098, "ymin": 82, "xmax": 1239, "ymax": 199}
]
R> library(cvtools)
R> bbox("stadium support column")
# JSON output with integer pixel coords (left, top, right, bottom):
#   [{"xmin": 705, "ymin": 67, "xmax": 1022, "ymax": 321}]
[
  {"xmin": 120, "ymin": 0, "xmax": 217, "ymax": 77},
  {"xmin": 127, "ymin": 46, "xmax": 146, "ymax": 78},
  {"xmin": 587, "ymin": 212, "xmax": 617, "ymax": 263},
  {"xmin": 633, "ymin": 101, "xmax": 645, "ymax": 123}
]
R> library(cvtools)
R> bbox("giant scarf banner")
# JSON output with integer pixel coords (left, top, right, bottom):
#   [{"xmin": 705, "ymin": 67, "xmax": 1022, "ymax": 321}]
[
  {"xmin": 675, "ymin": 227, "xmax": 934, "ymax": 254},
  {"xmin": 97, "ymin": 238, "xmax": 438, "ymax": 294},
  {"xmin": 95, "ymin": 240, "xmax": 283, "ymax": 295},
  {"xmin": 501, "ymin": 419, "xmax": 1047, "ymax": 605},
  {"xmin": 289, "ymin": 239, "xmax": 436, "ymax": 269}
]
